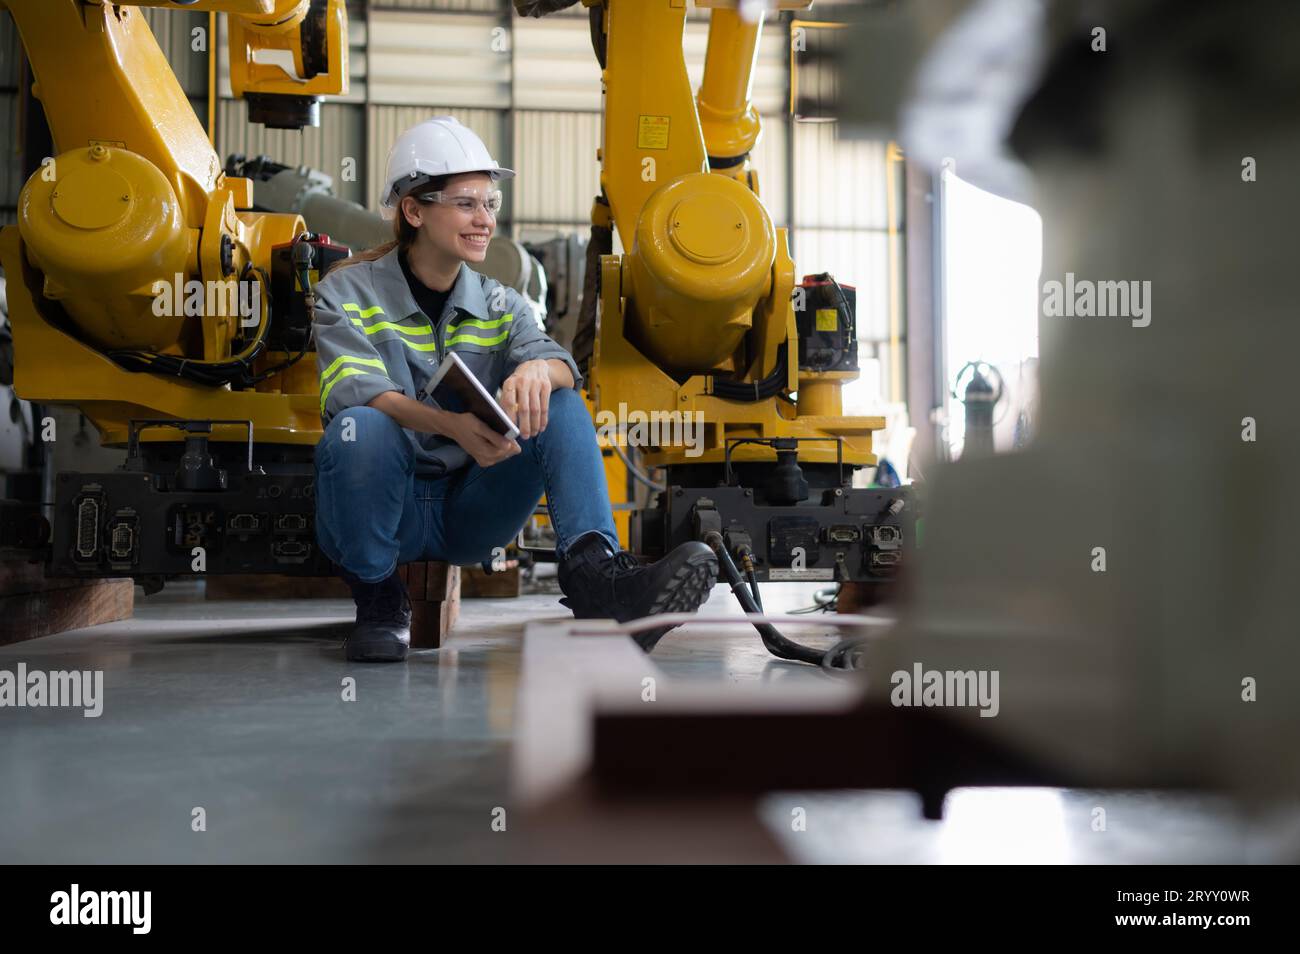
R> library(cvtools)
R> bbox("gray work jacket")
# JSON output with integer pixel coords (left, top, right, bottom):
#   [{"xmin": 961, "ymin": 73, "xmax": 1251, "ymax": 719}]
[{"xmin": 312, "ymin": 245, "xmax": 582, "ymax": 476}]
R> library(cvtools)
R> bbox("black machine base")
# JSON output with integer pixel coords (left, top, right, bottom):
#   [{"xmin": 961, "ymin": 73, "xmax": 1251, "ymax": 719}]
[
  {"xmin": 51, "ymin": 467, "xmax": 329, "ymax": 581},
  {"xmin": 49, "ymin": 420, "xmax": 332, "ymax": 583},
  {"xmin": 633, "ymin": 479, "xmax": 912, "ymax": 585}
]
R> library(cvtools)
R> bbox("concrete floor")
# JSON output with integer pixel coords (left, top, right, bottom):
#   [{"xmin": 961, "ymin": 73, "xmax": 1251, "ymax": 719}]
[{"xmin": 1, "ymin": 575, "xmax": 1294, "ymax": 863}]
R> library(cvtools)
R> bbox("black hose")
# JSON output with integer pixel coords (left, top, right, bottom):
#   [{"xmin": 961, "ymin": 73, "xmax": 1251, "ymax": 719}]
[
  {"xmin": 744, "ymin": 564, "xmax": 764, "ymax": 612},
  {"xmin": 703, "ymin": 531, "xmax": 827, "ymax": 666},
  {"xmin": 108, "ymin": 261, "xmax": 274, "ymax": 388},
  {"xmin": 709, "ymin": 344, "xmax": 788, "ymax": 402}
]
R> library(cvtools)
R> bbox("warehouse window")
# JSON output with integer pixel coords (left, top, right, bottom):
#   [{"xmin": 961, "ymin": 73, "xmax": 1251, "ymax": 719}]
[{"xmin": 940, "ymin": 160, "xmax": 1042, "ymax": 460}]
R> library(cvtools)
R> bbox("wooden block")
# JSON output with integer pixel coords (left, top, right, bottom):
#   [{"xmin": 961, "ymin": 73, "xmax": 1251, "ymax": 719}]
[
  {"xmin": 424, "ymin": 561, "xmax": 453, "ymax": 600},
  {"xmin": 408, "ymin": 563, "xmax": 460, "ymax": 649},
  {"xmin": 460, "ymin": 564, "xmax": 522, "ymax": 598},
  {"xmin": 0, "ymin": 578, "xmax": 133, "ymax": 646}
]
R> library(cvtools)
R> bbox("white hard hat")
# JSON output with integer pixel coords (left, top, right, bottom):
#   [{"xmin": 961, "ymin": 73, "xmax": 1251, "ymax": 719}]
[{"xmin": 379, "ymin": 115, "xmax": 515, "ymax": 220}]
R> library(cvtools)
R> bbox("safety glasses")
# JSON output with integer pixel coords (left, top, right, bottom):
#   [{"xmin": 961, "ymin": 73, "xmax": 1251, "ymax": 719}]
[{"xmin": 415, "ymin": 189, "xmax": 504, "ymax": 217}]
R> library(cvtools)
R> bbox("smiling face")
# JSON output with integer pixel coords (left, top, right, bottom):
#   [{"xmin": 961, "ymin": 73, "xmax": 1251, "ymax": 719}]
[{"xmin": 399, "ymin": 171, "xmax": 496, "ymax": 266}]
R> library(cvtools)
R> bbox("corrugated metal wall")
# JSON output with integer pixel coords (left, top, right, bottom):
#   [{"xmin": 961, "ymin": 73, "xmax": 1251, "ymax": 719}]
[
  {"xmin": 509, "ymin": 10, "xmax": 597, "ymax": 235},
  {"xmin": 367, "ymin": 10, "xmax": 509, "ymax": 108},
  {"xmin": 753, "ymin": 117, "xmax": 788, "ymax": 229},
  {"xmin": 140, "ymin": 6, "xmax": 208, "ymax": 99},
  {"xmin": 512, "ymin": 109, "xmax": 599, "ymax": 232},
  {"xmin": 513, "ymin": 8, "xmax": 599, "ymax": 111},
  {"xmin": 792, "ymin": 123, "xmax": 901, "ymax": 408}
]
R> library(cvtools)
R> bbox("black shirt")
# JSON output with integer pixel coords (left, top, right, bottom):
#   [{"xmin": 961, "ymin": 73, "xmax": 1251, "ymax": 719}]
[{"xmin": 399, "ymin": 250, "xmax": 453, "ymax": 324}]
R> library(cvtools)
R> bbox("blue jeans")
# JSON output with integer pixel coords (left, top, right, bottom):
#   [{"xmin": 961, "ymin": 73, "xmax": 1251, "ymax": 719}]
[{"xmin": 314, "ymin": 388, "xmax": 620, "ymax": 583}]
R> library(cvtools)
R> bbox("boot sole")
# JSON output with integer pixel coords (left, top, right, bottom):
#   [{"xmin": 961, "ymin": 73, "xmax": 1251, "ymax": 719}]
[
  {"xmin": 345, "ymin": 638, "xmax": 409, "ymax": 663},
  {"xmin": 634, "ymin": 551, "xmax": 718, "ymax": 652}
]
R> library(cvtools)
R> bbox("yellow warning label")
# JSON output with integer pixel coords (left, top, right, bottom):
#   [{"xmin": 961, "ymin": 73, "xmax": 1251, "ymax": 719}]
[
  {"xmin": 815, "ymin": 308, "xmax": 839, "ymax": 332},
  {"xmin": 637, "ymin": 115, "xmax": 670, "ymax": 150}
]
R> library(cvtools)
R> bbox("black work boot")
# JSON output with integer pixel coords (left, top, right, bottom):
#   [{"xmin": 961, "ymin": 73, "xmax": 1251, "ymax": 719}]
[
  {"xmin": 557, "ymin": 531, "xmax": 718, "ymax": 652},
  {"xmin": 341, "ymin": 570, "xmax": 411, "ymax": 662}
]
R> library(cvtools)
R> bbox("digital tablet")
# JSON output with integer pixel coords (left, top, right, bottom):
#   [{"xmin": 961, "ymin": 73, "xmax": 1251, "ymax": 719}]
[{"xmin": 420, "ymin": 351, "xmax": 520, "ymax": 441}]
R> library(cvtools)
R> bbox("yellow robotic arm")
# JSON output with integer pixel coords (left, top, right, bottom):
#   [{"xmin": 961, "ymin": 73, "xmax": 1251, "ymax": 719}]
[
  {"xmin": 525, "ymin": 1, "xmax": 907, "ymax": 594},
  {"xmin": 0, "ymin": 0, "xmax": 348, "ymax": 447},
  {"xmin": 582, "ymin": 0, "xmax": 877, "ymax": 473},
  {"xmin": 104, "ymin": 1, "xmax": 348, "ymax": 126}
]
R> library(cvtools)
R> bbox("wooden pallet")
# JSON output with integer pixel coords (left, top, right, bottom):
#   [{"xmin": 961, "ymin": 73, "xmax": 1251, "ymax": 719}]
[
  {"xmin": 460, "ymin": 563, "xmax": 522, "ymax": 598},
  {"xmin": 0, "ymin": 558, "xmax": 134, "ymax": 646}
]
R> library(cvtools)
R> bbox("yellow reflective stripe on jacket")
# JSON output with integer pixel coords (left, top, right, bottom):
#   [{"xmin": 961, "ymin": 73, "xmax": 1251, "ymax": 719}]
[
  {"xmin": 321, "ymin": 354, "xmax": 386, "ymax": 383},
  {"xmin": 343, "ymin": 324, "xmax": 441, "ymax": 356},
  {"xmin": 342, "ymin": 303, "xmax": 385, "ymax": 319},
  {"xmin": 446, "ymin": 313, "xmax": 512, "ymax": 335},
  {"xmin": 349, "ymin": 317, "xmax": 435, "ymax": 336},
  {"xmin": 320, "ymin": 368, "xmax": 380, "ymax": 412},
  {"xmin": 445, "ymin": 312, "xmax": 512, "ymax": 348},
  {"xmin": 343, "ymin": 301, "xmax": 439, "ymax": 352},
  {"xmin": 445, "ymin": 329, "xmax": 510, "ymax": 348},
  {"xmin": 319, "ymin": 355, "xmax": 388, "ymax": 412},
  {"xmin": 344, "ymin": 300, "xmax": 435, "ymax": 337},
  {"xmin": 392, "ymin": 338, "xmax": 440, "ymax": 352}
]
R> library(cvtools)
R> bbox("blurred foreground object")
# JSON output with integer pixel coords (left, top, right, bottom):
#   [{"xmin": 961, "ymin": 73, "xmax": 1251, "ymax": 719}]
[{"xmin": 863, "ymin": 0, "xmax": 1300, "ymax": 805}]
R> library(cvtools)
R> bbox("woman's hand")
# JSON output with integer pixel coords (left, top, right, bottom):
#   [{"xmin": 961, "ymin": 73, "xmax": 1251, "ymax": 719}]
[
  {"xmin": 500, "ymin": 359, "xmax": 553, "ymax": 440},
  {"xmin": 365, "ymin": 392, "xmax": 518, "ymax": 466},
  {"xmin": 444, "ymin": 412, "xmax": 521, "ymax": 468}
]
